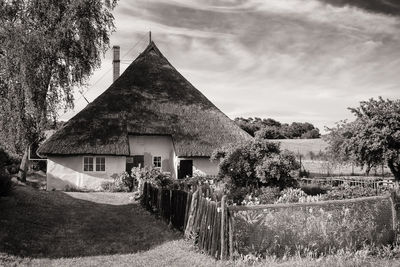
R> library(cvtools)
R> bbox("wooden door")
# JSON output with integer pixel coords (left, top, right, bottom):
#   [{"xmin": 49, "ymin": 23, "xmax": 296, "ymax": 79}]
[
  {"xmin": 126, "ymin": 155, "xmax": 144, "ymax": 174},
  {"xmin": 178, "ymin": 160, "xmax": 193, "ymax": 179}
]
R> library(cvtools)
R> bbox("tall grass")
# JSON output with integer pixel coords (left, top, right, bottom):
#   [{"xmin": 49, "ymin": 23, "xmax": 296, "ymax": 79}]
[{"xmin": 233, "ymin": 196, "xmax": 394, "ymax": 257}]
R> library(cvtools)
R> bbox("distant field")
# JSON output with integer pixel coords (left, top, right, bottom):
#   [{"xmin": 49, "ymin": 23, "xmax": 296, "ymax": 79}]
[
  {"xmin": 269, "ymin": 138, "xmax": 328, "ymax": 157},
  {"xmin": 269, "ymin": 139, "xmax": 392, "ymax": 177}
]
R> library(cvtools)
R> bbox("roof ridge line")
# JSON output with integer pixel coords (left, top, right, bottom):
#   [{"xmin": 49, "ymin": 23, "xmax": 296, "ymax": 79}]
[{"xmin": 140, "ymin": 40, "xmax": 163, "ymax": 58}]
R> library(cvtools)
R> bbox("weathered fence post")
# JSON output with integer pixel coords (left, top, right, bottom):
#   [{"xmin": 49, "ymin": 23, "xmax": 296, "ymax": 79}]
[
  {"xmin": 228, "ymin": 209, "xmax": 234, "ymax": 260},
  {"xmin": 390, "ymin": 191, "xmax": 399, "ymax": 237},
  {"xmin": 184, "ymin": 191, "xmax": 192, "ymax": 229},
  {"xmin": 185, "ymin": 189, "xmax": 199, "ymax": 238},
  {"xmin": 220, "ymin": 195, "xmax": 226, "ymax": 260}
]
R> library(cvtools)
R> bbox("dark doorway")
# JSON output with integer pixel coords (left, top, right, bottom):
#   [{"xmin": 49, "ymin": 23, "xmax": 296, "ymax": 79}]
[
  {"xmin": 178, "ymin": 160, "xmax": 193, "ymax": 179},
  {"xmin": 126, "ymin": 155, "xmax": 144, "ymax": 174}
]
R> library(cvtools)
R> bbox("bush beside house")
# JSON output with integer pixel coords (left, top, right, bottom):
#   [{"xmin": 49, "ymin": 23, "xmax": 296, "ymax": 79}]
[{"xmin": 0, "ymin": 147, "xmax": 17, "ymax": 197}]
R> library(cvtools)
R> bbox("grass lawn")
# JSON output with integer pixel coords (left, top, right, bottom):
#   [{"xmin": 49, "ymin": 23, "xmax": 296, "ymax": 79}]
[
  {"xmin": 270, "ymin": 138, "xmax": 328, "ymax": 156},
  {"xmin": 0, "ymin": 185, "xmax": 180, "ymax": 259},
  {"xmin": 1, "ymin": 185, "xmax": 400, "ymax": 266}
]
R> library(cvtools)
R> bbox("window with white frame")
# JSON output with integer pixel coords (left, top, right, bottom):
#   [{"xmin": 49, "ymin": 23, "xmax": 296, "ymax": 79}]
[
  {"xmin": 96, "ymin": 157, "xmax": 105, "ymax": 171},
  {"xmin": 83, "ymin": 156, "xmax": 105, "ymax": 172},
  {"xmin": 83, "ymin": 157, "xmax": 94, "ymax": 171},
  {"xmin": 153, "ymin": 156, "xmax": 162, "ymax": 168}
]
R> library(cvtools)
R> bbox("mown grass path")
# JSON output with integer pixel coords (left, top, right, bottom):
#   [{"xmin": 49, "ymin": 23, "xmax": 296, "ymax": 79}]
[{"xmin": 0, "ymin": 186, "xmax": 181, "ymax": 259}]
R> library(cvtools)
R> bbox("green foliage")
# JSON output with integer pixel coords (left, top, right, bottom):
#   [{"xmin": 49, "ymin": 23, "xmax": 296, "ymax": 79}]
[
  {"xmin": 149, "ymin": 170, "xmax": 173, "ymax": 188},
  {"xmin": 275, "ymin": 188, "xmax": 307, "ymax": 203},
  {"xmin": 133, "ymin": 167, "xmax": 173, "ymax": 188},
  {"xmin": 255, "ymin": 126, "xmax": 285, "ymax": 139},
  {"xmin": 301, "ymin": 128, "xmax": 320, "ymax": 139},
  {"xmin": 0, "ymin": 0, "xmax": 118, "ymax": 155},
  {"xmin": 256, "ymin": 150, "xmax": 300, "ymax": 188},
  {"xmin": 101, "ymin": 172, "xmax": 136, "ymax": 192},
  {"xmin": 99, "ymin": 181, "xmax": 115, "ymax": 192},
  {"xmin": 238, "ymin": 186, "xmax": 281, "ymax": 205},
  {"xmin": 0, "ymin": 147, "xmax": 15, "ymax": 168},
  {"xmin": 326, "ymin": 97, "xmax": 400, "ymax": 179},
  {"xmin": 235, "ymin": 117, "xmax": 320, "ymax": 139},
  {"xmin": 322, "ymin": 185, "xmax": 384, "ymax": 200},
  {"xmin": 227, "ymin": 187, "xmax": 252, "ymax": 205},
  {"xmin": 300, "ymin": 184, "xmax": 328, "ymax": 196},
  {"xmin": 255, "ymin": 187, "xmax": 281, "ymax": 204},
  {"xmin": 0, "ymin": 171, "xmax": 13, "ymax": 197},
  {"xmin": 212, "ymin": 139, "xmax": 300, "ymax": 188},
  {"xmin": 0, "ymin": 147, "xmax": 19, "ymax": 175},
  {"xmin": 234, "ymin": 197, "xmax": 394, "ymax": 257},
  {"xmin": 64, "ymin": 185, "xmax": 90, "ymax": 192}
]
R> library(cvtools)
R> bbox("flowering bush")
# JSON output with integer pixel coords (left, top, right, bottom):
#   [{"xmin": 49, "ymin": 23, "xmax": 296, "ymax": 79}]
[
  {"xmin": 298, "ymin": 194, "xmax": 325, "ymax": 203},
  {"xmin": 241, "ymin": 194, "xmax": 260, "ymax": 206},
  {"xmin": 211, "ymin": 139, "xmax": 299, "ymax": 188},
  {"xmin": 322, "ymin": 185, "xmax": 385, "ymax": 200},
  {"xmin": 101, "ymin": 172, "xmax": 133, "ymax": 192},
  {"xmin": 227, "ymin": 186, "xmax": 252, "ymax": 205},
  {"xmin": 132, "ymin": 167, "xmax": 174, "ymax": 193},
  {"xmin": 229, "ymin": 186, "xmax": 281, "ymax": 206},
  {"xmin": 193, "ymin": 169, "xmax": 207, "ymax": 178},
  {"xmin": 255, "ymin": 187, "xmax": 281, "ymax": 204},
  {"xmin": 275, "ymin": 188, "xmax": 307, "ymax": 204}
]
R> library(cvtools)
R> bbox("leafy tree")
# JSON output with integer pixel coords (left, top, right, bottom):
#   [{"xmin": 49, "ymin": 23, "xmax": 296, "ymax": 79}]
[
  {"xmin": 0, "ymin": 0, "xmax": 118, "ymax": 181},
  {"xmin": 255, "ymin": 126, "xmax": 285, "ymax": 139},
  {"xmin": 234, "ymin": 117, "xmax": 261, "ymax": 136},
  {"xmin": 326, "ymin": 97, "xmax": 400, "ymax": 179},
  {"xmin": 263, "ymin": 118, "xmax": 281, "ymax": 128},
  {"xmin": 234, "ymin": 117, "xmax": 320, "ymax": 139},
  {"xmin": 324, "ymin": 120, "xmax": 355, "ymax": 164},
  {"xmin": 301, "ymin": 128, "xmax": 320, "ymax": 139},
  {"xmin": 285, "ymin": 122, "xmax": 319, "ymax": 139},
  {"xmin": 211, "ymin": 139, "xmax": 300, "ymax": 188}
]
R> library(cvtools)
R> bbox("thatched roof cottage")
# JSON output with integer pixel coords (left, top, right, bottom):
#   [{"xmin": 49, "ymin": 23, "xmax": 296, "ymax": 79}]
[{"xmin": 38, "ymin": 41, "xmax": 251, "ymax": 190}]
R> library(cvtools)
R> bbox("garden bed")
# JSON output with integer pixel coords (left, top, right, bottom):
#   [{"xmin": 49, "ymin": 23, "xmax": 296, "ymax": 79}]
[{"xmin": 230, "ymin": 194, "xmax": 397, "ymax": 257}]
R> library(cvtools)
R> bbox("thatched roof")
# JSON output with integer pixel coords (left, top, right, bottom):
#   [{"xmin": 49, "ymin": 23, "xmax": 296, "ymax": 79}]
[{"xmin": 38, "ymin": 41, "xmax": 251, "ymax": 157}]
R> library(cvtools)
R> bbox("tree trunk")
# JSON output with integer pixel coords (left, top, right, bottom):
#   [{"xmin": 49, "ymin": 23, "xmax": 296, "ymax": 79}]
[
  {"xmin": 18, "ymin": 146, "xmax": 29, "ymax": 182},
  {"xmin": 388, "ymin": 159, "xmax": 400, "ymax": 181},
  {"xmin": 365, "ymin": 164, "xmax": 371, "ymax": 176}
]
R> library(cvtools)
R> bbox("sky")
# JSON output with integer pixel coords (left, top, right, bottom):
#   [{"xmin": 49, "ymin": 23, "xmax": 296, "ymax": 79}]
[{"xmin": 61, "ymin": 0, "xmax": 400, "ymax": 132}]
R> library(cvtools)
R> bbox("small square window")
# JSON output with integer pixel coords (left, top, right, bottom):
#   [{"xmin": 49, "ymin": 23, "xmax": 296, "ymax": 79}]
[
  {"xmin": 96, "ymin": 157, "xmax": 105, "ymax": 171},
  {"xmin": 153, "ymin": 156, "xmax": 161, "ymax": 168},
  {"xmin": 84, "ymin": 157, "xmax": 93, "ymax": 171}
]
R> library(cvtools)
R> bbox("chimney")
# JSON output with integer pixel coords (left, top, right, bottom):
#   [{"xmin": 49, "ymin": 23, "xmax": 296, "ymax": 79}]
[{"xmin": 112, "ymin": 45, "xmax": 120, "ymax": 82}]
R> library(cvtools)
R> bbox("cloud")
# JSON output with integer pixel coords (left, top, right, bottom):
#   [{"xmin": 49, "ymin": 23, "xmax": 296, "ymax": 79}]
[
  {"xmin": 61, "ymin": 0, "xmax": 400, "ymax": 133},
  {"xmin": 316, "ymin": 0, "xmax": 400, "ymax": 16}
]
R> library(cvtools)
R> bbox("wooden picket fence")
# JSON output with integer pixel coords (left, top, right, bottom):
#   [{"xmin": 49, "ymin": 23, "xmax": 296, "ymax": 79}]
[
  {"xmin": 299, "ymin": 177, "xmax": 395, "ymax": 191},
  {"xmin": 141, "ymin": 182, "xmax": 233, "ymax": 259},
  {"xmin": 142, "ymin": 181, "xmax": 400, "ymax": 260}
]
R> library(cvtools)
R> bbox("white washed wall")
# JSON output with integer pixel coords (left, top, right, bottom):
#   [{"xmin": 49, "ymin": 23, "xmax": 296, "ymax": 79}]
[
  {"xmin": 192, "ymin": 158, "xmax": 219, "ymax": 176},
  {"xmin": 47, "ymin": 155, "xmax": 125, "ymax": 191},
  {"xmin": 128, "ymin": 135, "xmax": 176, "ymax": 178},
  {"xmin": 177, "ymin": 157, "xmax": 219, "ymax": 177}
]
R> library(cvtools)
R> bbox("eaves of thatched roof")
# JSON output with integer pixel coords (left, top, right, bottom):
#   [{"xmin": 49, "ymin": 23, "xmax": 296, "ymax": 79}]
[{"xmin": 38, "ymin": 41, "xmax": 252, "ymax": 157}]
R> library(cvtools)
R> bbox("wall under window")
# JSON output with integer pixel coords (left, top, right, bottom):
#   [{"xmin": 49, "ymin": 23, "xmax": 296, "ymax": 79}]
[{"xmin": 47, "ymin": 155, "xmax": 125, "ymax": 190}]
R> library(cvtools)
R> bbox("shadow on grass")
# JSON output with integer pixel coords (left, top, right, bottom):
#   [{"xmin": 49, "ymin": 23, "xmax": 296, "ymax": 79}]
[{"xmin": 0, "ymin": 186, "xmax": 181, "ymax": 259}]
